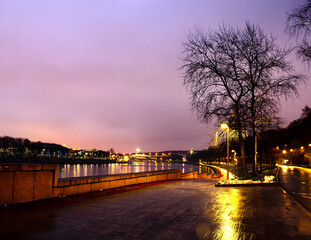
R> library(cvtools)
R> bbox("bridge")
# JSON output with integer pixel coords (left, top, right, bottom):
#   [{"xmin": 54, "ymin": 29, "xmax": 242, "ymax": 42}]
[
  {"xmin": 116, "ymin": 151, "xmax": 191, "ymax": 162},
  {"xmin": 122, "ymin": 152, "xmax": 171, "ymax": 162}
]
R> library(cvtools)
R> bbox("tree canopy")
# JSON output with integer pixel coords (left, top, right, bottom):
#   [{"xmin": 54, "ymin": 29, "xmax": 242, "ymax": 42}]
[{"xmin": 181, "ymin": 22, "xmax": 305, "ymax": 177}]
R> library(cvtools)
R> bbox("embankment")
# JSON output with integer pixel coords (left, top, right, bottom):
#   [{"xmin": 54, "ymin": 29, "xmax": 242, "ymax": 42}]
[{"xmin": 0, "ymin": 164, "xmax": 218, "ymax": 205}]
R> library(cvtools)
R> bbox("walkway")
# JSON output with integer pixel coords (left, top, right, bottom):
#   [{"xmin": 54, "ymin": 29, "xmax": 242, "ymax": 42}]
[
  {"xmin": 1, "ymin": 179, "xmax": 311, "ymax": 240},
  {"xmin": 278, "ymin": 165, "xmax": 311, "ymax": 212}
]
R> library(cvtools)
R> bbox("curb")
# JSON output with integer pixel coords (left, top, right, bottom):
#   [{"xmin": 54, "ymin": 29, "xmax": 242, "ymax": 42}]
[{"xmin": 215, "ymin": 182, "xmax": 278, "ymax": 187}]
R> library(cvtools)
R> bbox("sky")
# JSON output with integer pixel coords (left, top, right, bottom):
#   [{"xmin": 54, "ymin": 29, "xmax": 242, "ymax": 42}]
[{"xmin": 0, "ymin": 0, "xmax": 309, "ymax": 153}]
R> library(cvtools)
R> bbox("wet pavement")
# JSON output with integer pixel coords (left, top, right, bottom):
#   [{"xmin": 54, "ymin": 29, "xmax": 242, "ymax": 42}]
[
  {"xmin": 1, "ymin": 179, "xmax": 311, "ymax": 240},
  {"xmin": 278, "ymin": 165, "xmax": 311, "ymax": 212}
]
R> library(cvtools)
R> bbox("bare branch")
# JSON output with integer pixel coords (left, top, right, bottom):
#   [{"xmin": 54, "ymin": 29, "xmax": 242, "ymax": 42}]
[{"xmin": 286, "ymin": 0, "xmax": 311, "ymax": 63}]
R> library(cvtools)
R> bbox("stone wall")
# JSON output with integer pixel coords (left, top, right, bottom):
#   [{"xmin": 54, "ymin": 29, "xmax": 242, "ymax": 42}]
[
  {"xmin": 0, "ymin": 164, "xmax": 182, "ymax": 205},
  {"xmin": 0, "ymin": 164, "xmax": 58, "ymax": 205},
  {"xmin": 54, "ymin": 170, "xmax": 182, "ymax": 198}
]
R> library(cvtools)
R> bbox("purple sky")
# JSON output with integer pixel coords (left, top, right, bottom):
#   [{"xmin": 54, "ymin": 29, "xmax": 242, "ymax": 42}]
[{"xmin": 0, "ymin": 0, "xmax": 309, "ymax": 153}]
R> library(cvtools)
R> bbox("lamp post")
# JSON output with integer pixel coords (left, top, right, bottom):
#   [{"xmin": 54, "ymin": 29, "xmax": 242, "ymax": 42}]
[
  {"xmin": 232, "ymin": 150, "xmax": 237, "ymax": 178},
  {"xmin": 221, "ymin": 123, "xmax": 230, "ymax": 180}
]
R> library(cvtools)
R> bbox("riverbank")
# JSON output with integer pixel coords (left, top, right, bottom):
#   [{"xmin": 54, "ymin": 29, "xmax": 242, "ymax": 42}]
[
  {"xmin": 0, "ymin": 157, "xmax": 115, "ymax": 164},
  {"xmin": 0, "ymin": 163, "xmax": 218, "ymax": 205},
  {"xmin": 0, "ymin": 164, "xmax": 184, "ymax": 205}
]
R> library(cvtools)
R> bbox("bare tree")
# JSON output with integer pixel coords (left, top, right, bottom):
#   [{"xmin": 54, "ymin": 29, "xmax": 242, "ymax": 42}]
[
  {"xmin": 181, "ymin": 22, "xmax": 305, "ymax": 177},
  {"xmin": 181, "ymin": 25, "xmax": 250, "ymax": 178},
  {"xmin": 238, "ymin": 23, "xmax": 305, "ymax": 175},
  {"xmin": 286, "ymin": 0, "xmax": 311, "ymax": 63}
]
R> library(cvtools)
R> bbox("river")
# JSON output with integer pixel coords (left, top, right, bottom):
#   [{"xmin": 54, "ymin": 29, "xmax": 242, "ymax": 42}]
[{"xmin": 58, "ymin": 162, "xmax": 212, "ymax": 179}]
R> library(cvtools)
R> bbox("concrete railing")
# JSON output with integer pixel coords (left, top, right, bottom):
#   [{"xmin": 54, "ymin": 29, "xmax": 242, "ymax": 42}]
[{"xmin": 0, "ymin": 164, "xmax": 182, "ymax": 205}]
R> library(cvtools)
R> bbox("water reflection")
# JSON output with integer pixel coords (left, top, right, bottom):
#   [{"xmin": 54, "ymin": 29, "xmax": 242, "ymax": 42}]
[{"xmin": 58, "ymin": 162, "xmax": 213, "ymax": 179}]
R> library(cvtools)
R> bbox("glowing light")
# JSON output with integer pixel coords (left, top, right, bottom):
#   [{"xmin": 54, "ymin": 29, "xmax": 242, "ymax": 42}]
[
  {"xmin": 277, "ymin": 164, "xmax": 311, "ymax": 173},
  {"xmin": 281, "ymin": 165, "xmax": 287, "ymax": 172},
  {"xmin": 290, "ymin": 149, "xmax": 293, "ymax": 152},
  {"xmin": 219, "ymin": 167, "xmax": 235, "ymax": 179},
  {"xmin": 209, "ymin": 188, "xmax": 241, "ymax": 239},
  {"xmin": 221, "ymin": 123, "xmax": 228, "ymax": 129},
  {"xmin": 282, "ymin": 150, "xmax": 287, "ymax": 154}
]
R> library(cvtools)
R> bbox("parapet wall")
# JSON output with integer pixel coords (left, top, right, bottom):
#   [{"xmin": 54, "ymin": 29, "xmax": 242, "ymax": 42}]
[
  {"xmin": 0, "ymin": 164, "xmax": 58, "ymax": 205},
  {"xmin": 54, "ymin": 170, "xmax": 182, "ymax": 198},
  {"xmin": 0, "ymin": 164, "xmax": 182, "ymax": 205}
]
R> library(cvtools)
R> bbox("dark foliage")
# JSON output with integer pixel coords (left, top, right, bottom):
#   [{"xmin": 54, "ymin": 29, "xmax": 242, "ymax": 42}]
[
  {"xmin": 0, "ymin": 136, "xmax": 110, "ymax": 159},
  {"xmin": 260, "ymin": 105, "xmax": 311, "ymax": 149}
]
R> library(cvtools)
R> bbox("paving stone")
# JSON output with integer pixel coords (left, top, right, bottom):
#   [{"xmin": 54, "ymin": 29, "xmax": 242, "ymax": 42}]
[{"xmin": 0, "ymin": 179, "xmax": 311, "ymax": 239}]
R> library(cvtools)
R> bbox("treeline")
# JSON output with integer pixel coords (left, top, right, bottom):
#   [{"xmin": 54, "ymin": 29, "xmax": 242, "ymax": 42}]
[
  {"xmin": 188, "ymin": 105, "xmax": 311, "ymax": 165},
  {"xmin": 261, "ymin": 106, "xmax": 311, "ymax": 149},
  {"xmin": 0, "ymin": 136, "xmax": 110, "ymax": 160}
]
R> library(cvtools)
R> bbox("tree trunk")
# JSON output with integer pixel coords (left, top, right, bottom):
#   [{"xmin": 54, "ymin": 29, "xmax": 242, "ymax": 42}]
[
  {"xmin": 251, "ymin": 96, "xmax": 258, "ymax": 176},
  {"xmin": 240, "ymin": 138, "xmax": 247, "ymax": 178},
  {"xmin": 236, "ymin": 106, "xmax": 248, "ymax": 179},
  {"xmin": 253, "ymin": 134, "xmax": 258, "ymax": 176},
  {"xmin": 259, "ymin": 154, "xmax": 263, "ymax": 173}
]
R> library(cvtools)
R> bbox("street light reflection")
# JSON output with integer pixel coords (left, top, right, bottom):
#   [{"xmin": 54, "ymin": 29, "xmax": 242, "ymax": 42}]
[
  {"xmin": 277, "ymin": 164, "xmax": 311, "ymax": 173},
  {"xmin": 212, "ymin": 188, "xmax": 244, "ymax": 240}
]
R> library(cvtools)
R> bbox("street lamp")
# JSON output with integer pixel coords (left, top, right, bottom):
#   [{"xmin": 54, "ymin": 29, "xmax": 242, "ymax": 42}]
[{"xmin": 221, "ymin": 123, "xmax": 230, "ymax": 180}]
